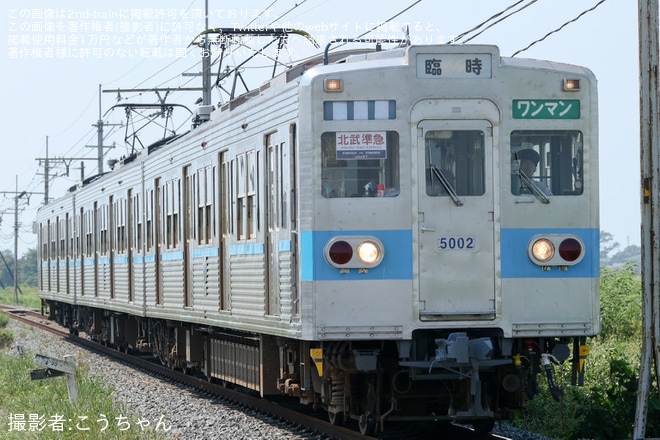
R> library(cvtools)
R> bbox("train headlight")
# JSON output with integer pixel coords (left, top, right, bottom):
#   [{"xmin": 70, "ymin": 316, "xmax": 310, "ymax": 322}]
[
  {"xmin": 324, "ymin": 79, "xmax": 343, "ymax": 92},
  {"xmin": 531, "ymin": 239, "xmax": 554, "ymax": 263},
  {"xmin": 528, "ymin": 234, "xmax": 585, "ymax": 267},
  {"xmin": 324, "ymin": 236, "xmax": 384, "ymax": 269},
  {"xmin": 563, "ymin": 78, "xmax": 581, "ymax": 91},
  {"xmin": 357, "ymin": 241, "xmax": 383, "ymax": 265}
]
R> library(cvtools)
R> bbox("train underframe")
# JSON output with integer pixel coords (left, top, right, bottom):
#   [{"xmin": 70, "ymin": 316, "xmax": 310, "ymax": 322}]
[{"xmin": 46, "ymin": 300, "xmax": 587, "ymax": 435}]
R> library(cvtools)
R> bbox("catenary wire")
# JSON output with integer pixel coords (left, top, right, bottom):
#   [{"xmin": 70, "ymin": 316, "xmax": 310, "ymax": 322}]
[
  {"xmin": 460, "ymin": 0, "xmax": 539, "ymax": 44},
  {"xmin": 511, "ymin": 0, "xmax": 608, "ymax": 57},
  {"xmin": 452, "ymin": 0, "xmax": 534, "ymax": 44}
]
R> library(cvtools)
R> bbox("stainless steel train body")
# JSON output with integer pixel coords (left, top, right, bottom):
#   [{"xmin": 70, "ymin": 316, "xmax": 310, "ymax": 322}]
[{"xmin": 37, "ymin": 44, "xmax": 599, "ymax": 434}]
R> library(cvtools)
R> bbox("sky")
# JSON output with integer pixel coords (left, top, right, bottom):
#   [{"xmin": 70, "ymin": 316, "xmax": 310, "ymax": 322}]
[{"xmin": 0, "ymin": 0, "xmax": 639, "ymax": 256}]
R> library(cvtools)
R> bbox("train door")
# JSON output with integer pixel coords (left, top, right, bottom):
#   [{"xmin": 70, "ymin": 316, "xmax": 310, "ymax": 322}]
[
  {"xmin": 109, "ymin": 196, "xmax": 115, "ymax": 299},
  {"xmin": 183, "ymin": 165, "xmax": 193, "ymax": 308},
  {"xmin": 416, "ymin": 119, "xmax": 496, "ymax": 320},
  {"xmin": 154, "ymin": 179, "xmax": 163, "ymax": 305},
  {"xmin": 127, "ymin": 190, "xmax": 134, "ymax": 302},
  {"xmin": 219, "ymin": 153, "xmax": 229, "ymax": 311},
  {"xmin": 265, "ymin": 134, "xmax": 282, "ymax": 316}
]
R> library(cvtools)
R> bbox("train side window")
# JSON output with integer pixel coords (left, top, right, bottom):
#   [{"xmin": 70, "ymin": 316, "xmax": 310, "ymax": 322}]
[
  {"xmin": 99, "ymin": 205, "xmax": 108, "ymax": 256},
  {"xmin": 196, "ymin": 166, "xmax": 214, "ymax": 245},
  {"xmin": 424, "ymin": 130, "xmax": 485, "ymax": 197},
  {"xmin": 164, "ymin": 179, "xmax": 180, "ymax": 249},
  {"xmin": 321, "ymin": 131, "xmax": 400, "ymax": 198},
  {"xmin": 59, "ymin": 217, "xmax": 66, "ymax": 260},
  {"xmin": 50, "ymin": 220, "xmax": 56, "ymax": 260},
  {"xmin": 510, "ymin": 130, "xmax": 584, "ymax": 196},
  {"xmin": 146, "ymin": 190, "xmax": 153, "ymax": 253}
]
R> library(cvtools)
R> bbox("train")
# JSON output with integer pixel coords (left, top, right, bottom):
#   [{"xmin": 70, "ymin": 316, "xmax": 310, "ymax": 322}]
[{"xmin": 36, "ymin": 30, "xmax": 599, "ymax": 435}]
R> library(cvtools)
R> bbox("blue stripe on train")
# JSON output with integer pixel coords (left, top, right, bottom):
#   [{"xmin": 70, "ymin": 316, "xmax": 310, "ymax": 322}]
[
  {"xmin": 500, "ymin": 228, "xmax": 599, "ymax": 279},
  {"xmin": 300, "ymin": 230, "xmax": 413, "ymax": 281}
]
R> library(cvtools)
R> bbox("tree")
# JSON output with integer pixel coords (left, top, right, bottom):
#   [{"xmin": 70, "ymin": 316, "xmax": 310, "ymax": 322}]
[
  {"xmin": 18, "ymin": 248, "xmax": 38, "ymax": 287},
  {"xmin": 610, "ymin": 244, "xmax": 641, "ymax": 264},
  {"xmin": 0, "ymin": 249, "xmax": 15, "ymax": 289},
  {"xmin": 600, "ymin": 230, "xmax": 619, "ymax": 260},
  {"xmin": 0, "ymin": 248, "xmax": 38, "ymax": 288}
]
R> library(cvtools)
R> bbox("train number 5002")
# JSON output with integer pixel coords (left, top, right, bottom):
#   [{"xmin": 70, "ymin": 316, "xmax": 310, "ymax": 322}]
[{"xmin": 438, "ymin": 236, "xmax": 475, "ymax": 250}]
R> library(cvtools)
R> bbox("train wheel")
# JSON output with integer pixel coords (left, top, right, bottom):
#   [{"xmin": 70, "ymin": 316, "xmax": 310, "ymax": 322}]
[
  {"xmin": 472, "ymin": 418, "xmax": 495, "ymax": 435},
  {"xmin": 328, "ymin": 411, "xmax": 344, "ymax": 426},
  {"xmin": 358, "ymin": 412, "xmax": 376, "ymax": 436},
  {"xmin": 358, "ymin": 375, "xmax": 378, "ymax": 435}
]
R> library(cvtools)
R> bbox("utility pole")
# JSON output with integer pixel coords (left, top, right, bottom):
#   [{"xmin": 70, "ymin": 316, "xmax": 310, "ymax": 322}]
[
  {"xmin": 635, "ymin": 0, "xmax": 660, "ymax": 438},
  {"xmin": 181, "ymin": 0, "xmax": 213, "ymax": 104},
  {"xmin": 0, "ymin": 178, "xmax": 42, "ymax": 305},
  {"xmin": 87, "ymin": 85, "xmax": 120, "ymax": 175},
  {"xmin": 202, "ymin": 0, "xmax": 212, "ymax": 105},
  {"xmin": 36, "ymin": 137, "xmax": 102, "ymax": 205}
]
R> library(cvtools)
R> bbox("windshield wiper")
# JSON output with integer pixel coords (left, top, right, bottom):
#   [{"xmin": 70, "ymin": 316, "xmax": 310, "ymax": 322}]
[
  {"xmin": 518, "ymin": 169, "xmax": 550, "ymax": 204},
  {"xmin": 430, "ymin": 165, "xmax": 463, "ymax": 206}
]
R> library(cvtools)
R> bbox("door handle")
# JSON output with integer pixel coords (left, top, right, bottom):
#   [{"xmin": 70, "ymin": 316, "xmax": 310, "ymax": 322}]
[{"xmin": 421, "ymin": 225, "xmax": 435, "ymax": 232}]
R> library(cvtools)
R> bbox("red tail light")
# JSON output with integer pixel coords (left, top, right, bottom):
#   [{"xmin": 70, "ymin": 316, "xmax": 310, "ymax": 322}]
[
  {"xmin": 328, "ymin": 240, "xmax": 353, "ymax": 265},
  {"xmin": 558, "ymin": 238, "xmax": 582, "ymax": 262}
]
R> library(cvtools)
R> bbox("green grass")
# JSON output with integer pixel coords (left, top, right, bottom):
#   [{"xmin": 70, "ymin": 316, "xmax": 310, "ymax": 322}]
[
  {"xmin": 0, "ymin": 318, "xmax": 166, "ymax": 439},
  {"xmin": 0, "ymin": 286, "xmax": 42, "ymax": 309}
]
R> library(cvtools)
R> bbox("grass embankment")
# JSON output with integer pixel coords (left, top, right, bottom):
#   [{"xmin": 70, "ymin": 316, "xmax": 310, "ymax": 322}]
[{"xmin": 0, "ymin": 307, "xmax": 164, "ymax": 439}]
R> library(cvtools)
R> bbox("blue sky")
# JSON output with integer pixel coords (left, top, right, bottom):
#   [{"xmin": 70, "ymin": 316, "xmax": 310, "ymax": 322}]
[{"xmin": 1, "ymin": 0, "xmax": 638, "ymax": 255}]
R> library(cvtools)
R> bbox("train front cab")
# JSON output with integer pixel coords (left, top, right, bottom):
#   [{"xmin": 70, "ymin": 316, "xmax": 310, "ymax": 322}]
[{"xmin": 301, "ymin": 45, "xmax": 599, "ymax": 434}]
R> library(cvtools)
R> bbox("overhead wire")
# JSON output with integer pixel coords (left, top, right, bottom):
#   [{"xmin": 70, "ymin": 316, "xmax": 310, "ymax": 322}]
[
  {"xmin": 512, "ymin": 0, "xmax": 608, "ymax": 57},
  {"xmin": 354, "ymin": 0, "xmax": 423, "ymax": 40},
  {"xmin": 451, "ymin": 0, "xmax": 534, "ymax": 44},
  {"xmin": 460, "ymin": 0, "xmax": 539, "ymax": 44}
]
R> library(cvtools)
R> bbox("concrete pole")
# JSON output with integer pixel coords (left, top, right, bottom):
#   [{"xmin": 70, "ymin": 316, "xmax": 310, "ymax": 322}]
[{"xmin": 635, "ymin": 0, "xmax": 660, "ymax": 438}]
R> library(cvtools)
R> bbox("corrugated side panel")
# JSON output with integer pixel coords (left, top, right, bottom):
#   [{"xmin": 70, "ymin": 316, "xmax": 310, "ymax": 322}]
[
  {"xmin": 229, "ymin": 255, "xmax": 265, "ymax": 317},
  {"xmin": 83, "ymin": 265, "xmax": 96, "ymax": 297},
  {"xmin": 98, "ymin": 263, "xmax": 111, "ymax": 300},
  {"xmin": 144, "ymin": 261, "xmax": 158, "ymax": 305},
  {"xmin": 73, "ymin": 266, "xmax": 82, "ymax": 296},
  {"xmin": 193, "ymin": 256, "xmax": 221, "ymax": 311},
  {"xmin": 278, "ymin": 252, "xmax": 296, "ymax": 320},
  {"xmin": 114, "ymin": 263, "xmax": 130, "ymax": 302},
  {"xmin": 49, "ymin": 268, "xmax": 57, "ymax": 294},
  {"xmin": 58, "ymin": 265, "xmax": 67, "ymax": 293},
  {"xmin": 132, "ymin": 262, "xmax": 145, "ymax": 307},
  {"xmin": 162, "ymin": 260, "xmax": 184, "ymax": 307}
]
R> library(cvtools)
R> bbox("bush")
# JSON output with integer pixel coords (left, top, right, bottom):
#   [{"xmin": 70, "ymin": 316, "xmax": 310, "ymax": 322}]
[
  {"xmin": 514, "ymin": 340, "xmax": 659, "ymax": 439},
  {"xmin": 514, "ymin": 385, "xmax": 589, "ymax": 439},
  {"xmin": 0, "ymin": 313, "xmax": 12, "ymax": 348},
  {"xmin": 0, "ymin": 328, "xmax": 13, "ymax": 349},
  {"xmin": 599, "ymin": 262, "xmax": 642, "ymax": 339}
]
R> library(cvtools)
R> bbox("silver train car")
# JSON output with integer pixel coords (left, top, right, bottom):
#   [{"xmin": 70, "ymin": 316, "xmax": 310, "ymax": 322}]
[{"xmin": 37, "ymin": 42, "xmax": 599, "ymax": 434}]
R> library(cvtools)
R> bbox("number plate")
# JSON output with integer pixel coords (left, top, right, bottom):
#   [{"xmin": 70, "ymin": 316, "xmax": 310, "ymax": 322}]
[{"xmin": 437, "ymin": 236, "xmax": 475, "ymax": 250}]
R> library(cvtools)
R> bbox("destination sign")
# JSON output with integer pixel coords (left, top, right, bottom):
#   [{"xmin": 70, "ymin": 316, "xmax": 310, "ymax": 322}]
[
  {"xmin": 336, "ymin": 131, "xmax": 387, "ymax": 160},
  {"xmin": 416, "ymin": 53, "xmax": 492, "ymax": 79},
  {"xmin": 513, "ymin": 99, "xmax": 580, "ymax": 119}
]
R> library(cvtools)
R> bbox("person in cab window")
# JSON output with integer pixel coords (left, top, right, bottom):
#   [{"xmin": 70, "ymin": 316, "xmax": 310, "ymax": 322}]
[{"xmin": 516, "ymin": 148, "xmax": 552, "ymax": 196}]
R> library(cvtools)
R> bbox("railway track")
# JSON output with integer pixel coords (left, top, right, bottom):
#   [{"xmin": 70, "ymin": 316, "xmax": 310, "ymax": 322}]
[{"xmin": 1, "ymin": 305, "xmax": 512, "ymax": 440}]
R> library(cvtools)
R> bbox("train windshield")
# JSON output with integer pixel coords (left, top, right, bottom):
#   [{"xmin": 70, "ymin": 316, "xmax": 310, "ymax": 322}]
[
  {"xmin": 424, "ymin": 130, "xmax": 486, "ymax": 197},
  {"xmin": 321, "ymin": 131, "xmax": 400, "ymax": 198},
  {"xmin": 511, "ymin": 130, "xmax": 584, "ymax": 196}
]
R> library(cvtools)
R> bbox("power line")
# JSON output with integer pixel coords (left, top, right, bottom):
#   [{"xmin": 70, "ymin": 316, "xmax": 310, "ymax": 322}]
[
  {"xmin": 354, "ymin": 0, "xmax": 423, "ymax": 39},
  {"xmin": 452, "ymin": 0, "xmax": 534, "ymax": 44},
  {"xmin": 459, "ymin": 1, "xmax": 539, "ymax": 44},
  {"xmin": 512, "ymin": 0, "xmax": 608, "ymax": 57}
]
